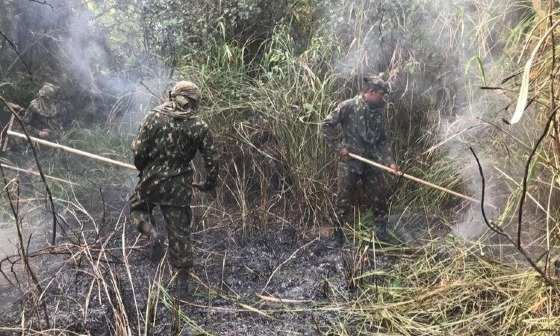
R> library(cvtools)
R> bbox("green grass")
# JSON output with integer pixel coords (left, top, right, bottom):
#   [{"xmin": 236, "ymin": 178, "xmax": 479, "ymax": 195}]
[{"xmin": 2, "ymin": 0, "xmax": 560, "ymax": 334}]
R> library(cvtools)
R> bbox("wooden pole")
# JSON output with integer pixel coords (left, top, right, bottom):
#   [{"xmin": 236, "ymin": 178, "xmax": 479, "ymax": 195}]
[
  {"xmin": 6, "ymin": 130, "xmax": 207, "ymax": 189},
  {"xmin": 7, "ymin": 130, "xmax": 137, "ymax": 170},
  {"xmin": 0, "ymin": 163, "xmax": 78, "ymax": 186},
  {"xmin": 348, "ymin": 152, "xmax": 483, "ymax": 205}
]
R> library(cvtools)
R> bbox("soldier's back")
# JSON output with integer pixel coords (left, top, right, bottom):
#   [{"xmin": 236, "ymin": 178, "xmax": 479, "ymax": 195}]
[
  {"xmin": 135, "ymin": 103, "xmax": 209, "ymax": 205},
  {"xmin": 148, "ymin": 104, "xmax": 208, "ymax": 166}
]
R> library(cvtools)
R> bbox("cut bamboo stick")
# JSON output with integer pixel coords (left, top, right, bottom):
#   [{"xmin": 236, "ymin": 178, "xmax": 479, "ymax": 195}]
[
  {"xmin": 348, "ymin": 152, "xmax": 483, "ymax": 205},
  {"xmin": 7, "ymin": 130, "xmax": 136, "ymax": 170}
]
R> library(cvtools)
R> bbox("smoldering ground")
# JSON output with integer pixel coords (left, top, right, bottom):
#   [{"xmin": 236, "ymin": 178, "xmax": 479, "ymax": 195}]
[
  {"xmin": 0, "ymin": 173, "xmax": 445, "ymax": 335},
  {"xmin": 1, "ymin": 0, "xmax": 559, "ymax": 335}
]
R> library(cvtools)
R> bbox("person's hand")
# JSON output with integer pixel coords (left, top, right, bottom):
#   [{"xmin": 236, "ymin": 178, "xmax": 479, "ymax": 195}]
[
  {"xmin": 339, "ymin": 147, "xmax": 350, "ymax": 161},
  {"xmin": 389, "ymin": 163, "xmax": 401, "ymax": 175},
  {"xmin": 38, "ymin": 129, "xmax": 50, "ymax": 139}
]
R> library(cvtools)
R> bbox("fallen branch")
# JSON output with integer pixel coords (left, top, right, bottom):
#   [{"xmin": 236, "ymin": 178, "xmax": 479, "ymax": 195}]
[
  {"xmin": 0, "ymin": 163, "xmax": 78, "ymax": 186},
  {"xmin": 257, "ymin": 294, "xmax": 313, "ymax": 304}
]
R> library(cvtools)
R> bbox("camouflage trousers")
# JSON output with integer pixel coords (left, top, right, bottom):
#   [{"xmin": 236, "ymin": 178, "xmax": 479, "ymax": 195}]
[
  {"xmin": 336, "ymin": 161, "xmax": 388, "ymax": 228},
  {"xmin": 130, "ymin": 192, "xmax": 193, "ymax": 272}
]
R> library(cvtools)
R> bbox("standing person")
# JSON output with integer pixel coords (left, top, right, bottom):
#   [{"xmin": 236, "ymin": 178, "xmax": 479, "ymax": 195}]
[
  {"xmin": 20, "ymin": 82, "xmax": 68, "ymax": 139},
  {"xmin": 129, "ymin": 81, "xmax": 218, "ymax": 296},
  {"xmin": 323, "ymin": 75, "xmax": 399, "ymax": 246}
]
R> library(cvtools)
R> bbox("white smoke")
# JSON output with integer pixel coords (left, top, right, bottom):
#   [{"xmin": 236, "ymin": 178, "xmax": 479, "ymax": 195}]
[
  {"xmin": 11, "ymin": 1, "xmax": 174, "ymax": 129},
  {"xmin": 325, "ymin": 0, "xmax": 524, "ymax": 241}
]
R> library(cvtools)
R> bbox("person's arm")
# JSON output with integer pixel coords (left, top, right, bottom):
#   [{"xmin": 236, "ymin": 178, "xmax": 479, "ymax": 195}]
[
  {"xmin": 21, "ymin": 102, "xmax": 42, "ymax": 137},
  {"xmin": 131, "ymin": 112, "xmax": 157, "ymax": 171},
  {"xmin": 322, "ymin": 103, "xmax": 348, "ymax": 157},
  {"xmin": 198, "ymin": 124, "xmax": 218, "ymax": 191}
]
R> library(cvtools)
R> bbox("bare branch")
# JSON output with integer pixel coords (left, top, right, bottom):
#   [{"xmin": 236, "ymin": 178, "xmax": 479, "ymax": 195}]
[
  {"xmin": 0, "ymin": 166, "xmax": 51, "ymax": 328},
  {"xmin": 0, "ymin": 30, "xmax": 33, "ymax": 75},
  {"xmin": 0, "ymin": 96, "xmax": 58, "ymax": 245},
  {"xmin": 517, "ymin": 106, "xmax": 559, "ymax": 247},
  {"xmin": 27, "ymin": 0, "xmax": 53, "ymax": 9},
  {"xmin": 470, "ymin": 147, "xmax": 556, "ymax": 286}
]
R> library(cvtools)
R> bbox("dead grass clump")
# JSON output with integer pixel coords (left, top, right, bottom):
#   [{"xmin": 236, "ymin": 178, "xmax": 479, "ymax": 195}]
[{"xmin": 333, "ymin": 238, "xmax": 560, "ymax": 335}]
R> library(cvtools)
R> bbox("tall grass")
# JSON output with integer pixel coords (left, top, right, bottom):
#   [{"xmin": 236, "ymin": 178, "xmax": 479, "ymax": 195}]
[{"xmin": 2, "ymin": 0, "xmax": 560, "ymax": 335}]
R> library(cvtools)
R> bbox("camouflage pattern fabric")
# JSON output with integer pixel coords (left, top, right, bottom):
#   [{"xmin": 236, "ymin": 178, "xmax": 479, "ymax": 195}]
[
  {"xmin": 336, "ymin": 161, "xmax": 387, "ymax": 224},
  {"xmin": 323, "ymin": 95, "xmax": 393, "ymax": 169},
  {"xmin": 129, "ymin": 195, "xmax": 193, "ymax": 271},
  {"xmin": 130, "ymin": 100, "xmax": 218, "ymax": 271},
  {"xmin": 323, "ymin": 95, "xmax": 394, "ymax": 226},
  {"xmin": 19, "ymin": 83, "xmax": 68, "ymax": 138}
]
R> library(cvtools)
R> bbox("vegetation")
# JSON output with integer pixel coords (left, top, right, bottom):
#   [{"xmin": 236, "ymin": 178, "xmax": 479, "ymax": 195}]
[{"xmin": 1, "ymin": 0, "xmax": 560, "ymax": 335}]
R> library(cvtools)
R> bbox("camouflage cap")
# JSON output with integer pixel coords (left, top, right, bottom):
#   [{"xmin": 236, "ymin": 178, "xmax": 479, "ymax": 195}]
[
  {"xmin": 171, "ymin": 81, "xmax": 201, "ymax": 102},
  {"xmin": 363, "ymin": 74, "xmax": 389, "ymax": 93},
  {"xmin": 38, "ymin": 82, "xmax": 60, "ymax": 98}
]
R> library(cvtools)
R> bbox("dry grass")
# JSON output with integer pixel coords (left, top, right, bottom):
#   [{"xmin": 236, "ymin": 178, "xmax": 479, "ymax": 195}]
[{"xmin": 2, "ymin": 0, "xmax": 560, "ymax": 335}]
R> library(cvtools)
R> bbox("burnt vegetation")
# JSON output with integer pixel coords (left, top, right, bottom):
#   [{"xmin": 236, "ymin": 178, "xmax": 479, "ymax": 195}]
[{"xmin": 1, "ymin": 0, "xmax": 560, "ymax": 335}]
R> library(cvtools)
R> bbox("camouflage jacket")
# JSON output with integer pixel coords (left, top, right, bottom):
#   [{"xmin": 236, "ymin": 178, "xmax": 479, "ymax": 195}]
[
  {"xmin": 323, "ymin": 95, "xmax": 393, "ymax": 166},
  {"xmin": 21, "ymin": 98, "xmax": 68, "ymax": 137},
  {"xmin": 132, "ymin": 102, "xmax": 218, "ymax": 206}
]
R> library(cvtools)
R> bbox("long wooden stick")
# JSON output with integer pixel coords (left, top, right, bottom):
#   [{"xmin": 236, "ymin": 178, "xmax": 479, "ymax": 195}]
[
  {"xmin": 6, "ymin": 130, "xmax": 210, "ymax": 189},
  {"xmin": 348, "ymin": 152, "xmax": 482, "ymax": 205},
  {"xmin": 7, "ymin": 130, "xmax": 136, "ymax": 170},
  {"xmin": 0, "ymin": 163, "xmax": 78, "ymax": 186}
]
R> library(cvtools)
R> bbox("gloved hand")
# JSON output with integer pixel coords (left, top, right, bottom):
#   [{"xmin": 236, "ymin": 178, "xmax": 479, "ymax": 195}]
[
  {"xmin": 389, "ymin": 163, "xmax": 401, "ymax": 175},
  {"xmin": 338, "ymin": 147, "xmax": 350, "ymax": 161}
]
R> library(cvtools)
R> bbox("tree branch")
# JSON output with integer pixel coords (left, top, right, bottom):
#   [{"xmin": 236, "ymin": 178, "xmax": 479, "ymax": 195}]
[
  {"xmin": 517, "ymin": 106, "xmax": 559, "ymax": 247},
  {"xmin": 0, "ymin": 30, "xmax": 33, "ymax": 75},
  {"xmin": 470, "ymin": 147, "xmax": 555, "ymax": 286},
  {"xmin": 0, "ymin": 165, "xmax": 51, "ymax": 328},
  {"xmin": 27, "ymin": 0, "xmax": 53, "ymax": 9},
  {"xmin": 0, "ymin": 96, "xmax": 58, "ymax": 245}
]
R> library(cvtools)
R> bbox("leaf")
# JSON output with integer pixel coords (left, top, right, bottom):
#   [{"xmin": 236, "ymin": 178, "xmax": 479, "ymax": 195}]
[
  {"xmin": 510, "ymin": 20, "xmax": 560, "ymax": 124},
  {"xmin": 476, "ymin": 56, "xmax": 487, "ymax": 85},
  {"xmin": 465, "ymin": 55, "xmax": 487, "ymax": 85}
]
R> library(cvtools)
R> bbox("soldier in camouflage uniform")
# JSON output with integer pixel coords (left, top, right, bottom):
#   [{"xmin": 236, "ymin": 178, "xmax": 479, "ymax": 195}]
[
  {"xmin": 323, "ymin": 75, "xmax": 399, "ymax": 245},
  {"xmin": 20, "ymin": 82, "xmax": 68, "ymax": 139},
  {"xmin": 129, "ymin": 81, "xmax": 218, "ymax": 295}
]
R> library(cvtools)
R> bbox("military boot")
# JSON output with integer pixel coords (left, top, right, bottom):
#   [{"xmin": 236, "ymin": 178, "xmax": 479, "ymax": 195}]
[
  {"xmin": 333, "ymin": 226, "xmax": 345, "ymax": 247},
  {"xmin": 174, "ymin": 271, "xmax": 190, "ymax": 299},
  {"xmin": 149, "ymin": 228, "xmax": 165, "ymax": 262}
]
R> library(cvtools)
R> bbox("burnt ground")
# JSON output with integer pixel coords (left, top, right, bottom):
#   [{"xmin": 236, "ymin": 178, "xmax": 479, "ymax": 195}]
[
  {"xmin": 0, "ymin": 152, "xmax": 361, "ymax": 335},
  {"xmin": 0, "ymin": 200, "xmax": 370, "ymax": 335},
  {"xmin": 0, "ymin": 222, "xmax": 369, "ymax": 335},
  {"xmin": 0, "ymin": 164, "xmax": 450, "ymax": 335},
  {"xmin": 180, "ymin": 226, "xmax": 350, "ymax": 335},
  {"xmin": 0, "ymin": 206, "xmax": 450, "ymax": 336}
]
